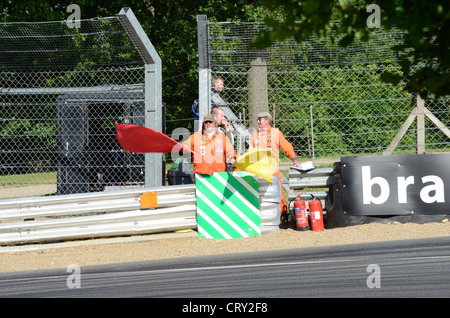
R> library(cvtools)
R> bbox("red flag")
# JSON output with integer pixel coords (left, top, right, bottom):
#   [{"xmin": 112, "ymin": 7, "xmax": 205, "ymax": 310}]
[{"xmin": 115, "ymin": 121, "xmax": 182, "ymax": 153}]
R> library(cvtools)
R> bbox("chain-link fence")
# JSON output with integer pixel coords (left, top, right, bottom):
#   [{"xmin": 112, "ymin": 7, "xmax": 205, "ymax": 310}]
[
  {"xmin": 0, "ymin": 13, "xmax": 153, "ymax": 199},
  {"xmin": 201, "ymin": 20, "xmax": 450, "ymax": 161},
  {"xmin": 2, "ymin": 16, "xmax": 449, "ymax": 200}
]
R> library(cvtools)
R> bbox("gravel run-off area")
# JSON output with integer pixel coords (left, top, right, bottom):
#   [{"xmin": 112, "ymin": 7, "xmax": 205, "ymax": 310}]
[{"xmin": 1, "ymin": 218, "xmax": 449, "ymax": 273}]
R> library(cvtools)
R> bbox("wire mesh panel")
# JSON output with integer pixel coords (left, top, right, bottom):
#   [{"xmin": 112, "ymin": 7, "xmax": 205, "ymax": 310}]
[
  {"xmin": 0, "ymin": 17, "xmax": 146, "ymax": 199},
  {"xmin": 205, "ymin": 21, "xmax": 450, "ymax": 161}
]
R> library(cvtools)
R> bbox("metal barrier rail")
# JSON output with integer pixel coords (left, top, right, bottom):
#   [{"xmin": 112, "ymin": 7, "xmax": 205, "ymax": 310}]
[
  {"xmin": 288, "ymin": 168, "xmax": 335, "ymax": 213},
  {"xmin": 0, "ymin": 177, "xmax": 282, "ymax": 245},
  {"xmin": 0, "ymin": 185, "xmax": 197, "ymax": 245}
]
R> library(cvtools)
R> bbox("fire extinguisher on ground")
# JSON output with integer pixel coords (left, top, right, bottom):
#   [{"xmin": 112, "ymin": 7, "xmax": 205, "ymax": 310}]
[
  {"xmin": 308, "ymin": 194, "xmax": 324, "ymax": 231},
  {"xmin": 292, "ymin": 195, "xmax": 309, "ymax": 231}
]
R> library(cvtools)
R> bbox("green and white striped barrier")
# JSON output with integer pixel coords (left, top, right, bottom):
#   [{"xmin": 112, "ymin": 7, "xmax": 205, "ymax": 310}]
[{"xmin": 195, "ymin": 172, "xmax": 261, "ymax": 239}]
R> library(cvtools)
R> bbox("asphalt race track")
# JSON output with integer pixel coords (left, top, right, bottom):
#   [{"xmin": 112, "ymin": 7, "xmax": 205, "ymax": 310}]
[{"xmin": 1, "ymin": 236, "xmax": 449, "ymax": 301}]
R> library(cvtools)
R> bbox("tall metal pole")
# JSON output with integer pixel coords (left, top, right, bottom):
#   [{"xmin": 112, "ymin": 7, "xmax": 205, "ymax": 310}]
[
  {"xmin": 197, "ymin": 15, "xmax": 211, "ymax": 130},
  {"xmin": 117, "ymin": 7, "xmax": 163, "ymax": 187}
]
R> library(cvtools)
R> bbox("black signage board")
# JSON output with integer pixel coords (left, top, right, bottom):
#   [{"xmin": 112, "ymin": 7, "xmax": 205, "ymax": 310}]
[{"xmin": 340, "ymin": 154, "xmax": 450, "ymax": 216}]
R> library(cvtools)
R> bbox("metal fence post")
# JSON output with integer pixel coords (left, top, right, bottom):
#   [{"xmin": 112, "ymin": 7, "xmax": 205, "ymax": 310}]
[
  {"xmin": 416, "ymin": 93, "xmax": 425, "ymax": 154},
  {"xmin": 117, "ymin": 7, "xmax": 163, "ymax": 187},
  {"xmin": 310, "ymin": 104, "xmax": 315, "ymax": 161},
  {"xmin": 197, "ymin": 14, "xmax": 210, "ymax": 130}
]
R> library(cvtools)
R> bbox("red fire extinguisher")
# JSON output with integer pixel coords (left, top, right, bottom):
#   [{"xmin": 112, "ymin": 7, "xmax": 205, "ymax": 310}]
[
  {"xmin": 308, "ymin": 195, "xmax": 324, "ymax": 231},
  {"xmin": 293, "ymin": 195, "xmax": 310, "ymax": 231}
]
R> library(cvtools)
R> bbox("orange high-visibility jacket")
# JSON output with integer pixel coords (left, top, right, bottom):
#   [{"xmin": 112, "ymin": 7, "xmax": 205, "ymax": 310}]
[
  {"xmin": 249, "ymin": 126, "xmax": 297, "ymax": 214},
  {"xmin": 249, "ymin": 126, "xmax": 297, "ymax": 160},
  {"xmin": 183, "ymin": 129, "xmax": 236, "ymax": 175}
]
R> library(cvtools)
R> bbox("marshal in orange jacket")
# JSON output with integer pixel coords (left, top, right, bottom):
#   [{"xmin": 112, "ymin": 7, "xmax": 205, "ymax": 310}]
[
  {"xmin": 249, "ymin": 126, "xmax": 298, "ymax": 214},
  {"xmin": 183, "ymin": 130, "xmax": 236, "ymax": 175},
  {"xmin": 249, "ymin": 126, "xmax": 297, "ymax": 161}
]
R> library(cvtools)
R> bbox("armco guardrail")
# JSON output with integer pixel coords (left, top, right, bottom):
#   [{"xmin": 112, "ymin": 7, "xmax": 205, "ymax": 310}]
[
  {"xmin": 288, "ymin": 167, "xmax": 335, "ymax": 214},
  {"xmin": 0, "ymin": 184, "xmax": 197, "ymax": 245},
  {"xmin": 0, "ymin": 176, "xmax": 281, "ymax": 245}
]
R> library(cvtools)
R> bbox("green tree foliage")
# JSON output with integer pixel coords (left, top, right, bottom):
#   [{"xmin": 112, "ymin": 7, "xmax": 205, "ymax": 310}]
[
  {"xmin": 0, "ymin": 0, "xmax": 268, "ymax": 134},
  {"xmin": 253, "ymin": 0, "xmax": 450, "ymax": 99},
  {"xmin": 2, "ymin": 0, "xmax": 446, "ymax": 166}
]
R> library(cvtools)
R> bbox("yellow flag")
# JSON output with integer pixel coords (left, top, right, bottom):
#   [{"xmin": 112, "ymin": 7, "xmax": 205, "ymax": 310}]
[{"xmin": 234, "ymin": 148, "xmax": 278, "ymax": 183}]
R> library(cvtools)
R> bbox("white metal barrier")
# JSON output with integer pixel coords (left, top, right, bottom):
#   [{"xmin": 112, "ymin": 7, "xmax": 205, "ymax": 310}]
[
  {"xmin": 0, "ymin": 185, "xmax": 197, "ymax": 245},
  {"xmin": 0, "ymin": 177, "xmax": 281, "ymax": 245},
  {"xmin": 288, "ymin": 168, "xmax": 335, "ymax": 214}
]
